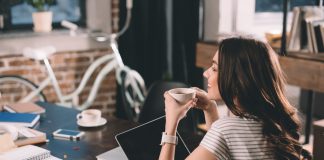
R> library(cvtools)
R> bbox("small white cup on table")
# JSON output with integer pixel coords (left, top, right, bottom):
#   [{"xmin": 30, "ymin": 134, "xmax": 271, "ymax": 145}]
[{"xmin": 76, "ymin": 109, "xmax": 102, "ymax": 124}]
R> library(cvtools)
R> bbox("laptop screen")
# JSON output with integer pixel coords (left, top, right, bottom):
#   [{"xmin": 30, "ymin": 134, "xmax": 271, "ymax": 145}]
[{"xmin": 115, "ymin": 116, "xmax": 190, "ymax": 160}]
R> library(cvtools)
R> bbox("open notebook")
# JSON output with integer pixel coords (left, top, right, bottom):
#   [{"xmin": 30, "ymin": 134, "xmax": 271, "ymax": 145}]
[{"xmin": 0, "ymin": 145, "xmax": 61, "ymax": 160}]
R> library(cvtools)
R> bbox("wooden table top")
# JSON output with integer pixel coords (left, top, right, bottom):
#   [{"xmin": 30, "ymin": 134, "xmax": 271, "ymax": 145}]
[
  {"xmin": 35, "ymin": 102, "xmax": 139, "ymax": 160},
  {"xmin": 35, "ymin": 102, "xmax": 203, "ymax": 159}
]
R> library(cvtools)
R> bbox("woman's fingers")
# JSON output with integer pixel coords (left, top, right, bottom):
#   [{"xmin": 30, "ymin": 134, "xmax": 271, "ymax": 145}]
[
  {"xmin": 182, "ymin": 98, "xmax": 197, "ymax": 110},
  {"xmin": 164, "ymin": 91, "xmax": 169, "ymax": 98},
  {"xmin": 191, "ymin": 87, "xmax": 207, "ymax": 98},
  {"xmin": 191, "ymin": 98, "xmax": 198, "ymax": 106},
  {"xmin": 191, "ymin": 87, "xmax": 205, "ymax": 92},
  {"xmin": 164, "ymin": 91, "xmax": 174, "ymax": 102},
  {"xmin": 195, "ymin": 91, "xmax": 207, "ymax": 99}
]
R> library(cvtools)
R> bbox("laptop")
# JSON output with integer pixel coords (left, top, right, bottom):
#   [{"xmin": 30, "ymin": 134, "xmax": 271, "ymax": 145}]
[
  {"xmin": 96, "ymin": 146, "xmax": 127, "ymax": 160},
  {"xmin": 97, "ymin": 116, "xmax": 190, "ymax": 160}
]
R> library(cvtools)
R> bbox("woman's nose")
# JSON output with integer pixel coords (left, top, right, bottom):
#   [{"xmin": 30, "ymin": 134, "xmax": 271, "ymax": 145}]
[{"xmin": 203, "ymin": 70, "xmax": 209, "ymax": 78}]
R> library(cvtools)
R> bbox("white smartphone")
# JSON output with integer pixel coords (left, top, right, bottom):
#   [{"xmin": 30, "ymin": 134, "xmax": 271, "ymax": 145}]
[{"xmin": 52, "ymin": 129, "xmax": 84, "ymax": 140}]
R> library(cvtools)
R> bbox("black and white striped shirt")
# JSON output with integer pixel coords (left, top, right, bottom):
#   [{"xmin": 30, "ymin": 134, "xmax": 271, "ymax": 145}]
[{"xmin": 200, "ymin": 117, "xmax": 275, "ymax": 160}]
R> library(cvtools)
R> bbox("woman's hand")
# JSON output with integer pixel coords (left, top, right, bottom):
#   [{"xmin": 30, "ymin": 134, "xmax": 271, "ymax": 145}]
[
  {"xmin": 191, "ymin": 87, "xmax": 216, "ymax": 111},
  {"xmin": 191, "ymin": 87, "xmax": 219, "ymax": 130},
  {"xmin": 164, "ymin": 92, "xmax": 196, "ymax": 134}
]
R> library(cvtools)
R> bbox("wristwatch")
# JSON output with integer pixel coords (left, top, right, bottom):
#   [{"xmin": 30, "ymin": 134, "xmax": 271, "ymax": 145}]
[{"xmin": 160, "ymin": 132, "xmax": 178, "ymax": 145}]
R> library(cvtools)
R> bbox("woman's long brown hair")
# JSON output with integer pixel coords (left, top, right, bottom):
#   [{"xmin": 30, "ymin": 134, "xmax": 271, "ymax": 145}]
[{"xmin": 217, "ymin": 37, "xmax": 312, "ymax": 159}]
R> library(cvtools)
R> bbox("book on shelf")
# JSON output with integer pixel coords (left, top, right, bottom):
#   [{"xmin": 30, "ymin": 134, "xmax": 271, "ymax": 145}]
[
  {"xmin": 311, "ymin": 19, "xmax": 324, "ymax": 53},
  {"xmin": 15, "ymin": 127, "xmax": 47, "ymax": 147},
  {"xmin": 312, "ymin": 19, "xmax": 324, "ymax": 53},
  {"xmin": 305, "ymin": 17, "xmax": 324, "ymax": 54},
  {"xmin": 288, "ymin": 7, "xmax": 302, "ymax": 51},
  {"xmin": 314, "ymin": 25, "xmax": 324, "ymax": 52},
  {"xmin": 287, "ymin": 6, "xmax": 324, "ymax": 53},
  {"xmin": 320, "ymin": 24, "xmax": 324, "ymax": 52},
  {"xmin": 0, "ymin": 112, "xmax": 40, "ymax": 128},
  {"xmin": 0, "ymin": 145, "xmax": 61, "ymax": 160},
  {"xmin": 3, "ymin": 103, "xmax": 45, "ymax": 114},
  {"xmin": 305, "ymin": 17, "xmax": 315, "ymax": 53}
]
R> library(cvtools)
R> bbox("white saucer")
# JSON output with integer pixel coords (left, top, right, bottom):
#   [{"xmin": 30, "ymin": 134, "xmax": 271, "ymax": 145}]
[{"xmin": 77, "ymin": 117, "xmax": 107, "ymax": 127}]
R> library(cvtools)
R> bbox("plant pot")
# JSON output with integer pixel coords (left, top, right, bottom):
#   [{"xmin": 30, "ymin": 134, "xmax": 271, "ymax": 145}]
[{"xmin": 32, "ymin": 11, "xmax": 52, "ymax": 32}]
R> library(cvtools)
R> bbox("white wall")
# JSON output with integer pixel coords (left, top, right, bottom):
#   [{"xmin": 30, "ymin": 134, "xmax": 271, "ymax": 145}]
[
  {"xmin": 86, "ymin": 0, "xmax": 111, "ymax": 33},
  {"xmin": 203, "ymin": 0, "xmax": 255, "ymax": 41},
  {"xmin": 236, "ymin": 0, "xmax": 255, "ymax": 32}
]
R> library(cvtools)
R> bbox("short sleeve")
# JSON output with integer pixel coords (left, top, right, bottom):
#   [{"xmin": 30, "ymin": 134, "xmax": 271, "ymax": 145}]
[{"xmin": 200, "ymin": 123, "xmax": 230, "ymax": 159}]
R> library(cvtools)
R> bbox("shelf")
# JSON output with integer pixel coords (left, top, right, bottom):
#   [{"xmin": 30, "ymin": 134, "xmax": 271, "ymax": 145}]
[
  {"xmin": 286, "ymin": 52, "xmax": 324, "ymax": 62},
  {"xmin": 196, "ymin": 41, "xmax": 324, "ymax": 93},
  {"xmin": 0, "ymin": 29, "xmax": 110, "ymax": 56}
]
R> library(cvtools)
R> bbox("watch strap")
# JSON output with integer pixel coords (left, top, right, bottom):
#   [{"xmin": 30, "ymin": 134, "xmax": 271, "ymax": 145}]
[{"xmin": 160, "ymin": 132, "xmax": 178, "ymax": 145}]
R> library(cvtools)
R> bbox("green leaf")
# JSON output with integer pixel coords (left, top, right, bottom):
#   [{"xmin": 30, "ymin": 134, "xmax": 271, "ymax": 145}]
[{"xmin": 25, "ymin": 0, "xmax": 55, "ymax": 12}]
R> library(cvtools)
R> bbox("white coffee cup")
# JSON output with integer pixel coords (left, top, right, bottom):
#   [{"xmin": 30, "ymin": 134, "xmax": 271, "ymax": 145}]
[
  {"xmin": 76, "ymin": 109, "xmax": 101, "ymax": 124},
  {"xmin": 168, "ymin": 88, "xmax": 196, "ymax": 104}
]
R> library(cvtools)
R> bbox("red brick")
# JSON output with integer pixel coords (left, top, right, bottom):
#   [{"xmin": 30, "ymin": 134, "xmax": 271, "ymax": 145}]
[
  {"xmin": 65, "ymin": 57, "xmax": 90, "ymax": 64},
  {"xmin": 0, "ymin": 61, "xmax": 4, "ymax": 67},
  {"xmin": 89, "ymin": 105, "xmax": 104, "ymax": 110},
  {"xmin": 111, "ymin": 11, "xmax": 119, "ymax": 18},
  {"xmin": 106, "ymin": 104, "xmax": 116, "ymax": 109},
  {"xmin": 0, "ymin": 69, "xmax": 28, "ymax": 75},
  {"xmin": 8, "ymin": 59, "xmax": 35, "ymax": 66},
  {"xmin": 28, "ymin": 68, "xmax": 43, "ymax": 74},
  {"xmin": 50, "ymin": 55, "xmax": 65, "ymax": 65}
]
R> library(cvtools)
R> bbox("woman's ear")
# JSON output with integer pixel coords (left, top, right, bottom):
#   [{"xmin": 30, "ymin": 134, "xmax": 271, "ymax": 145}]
[{"xmin": 233, "ymin": 97, "xmax": 239, "ymax": 106}]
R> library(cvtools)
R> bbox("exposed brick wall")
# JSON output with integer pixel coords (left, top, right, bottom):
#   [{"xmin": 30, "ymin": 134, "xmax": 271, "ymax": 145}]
[{"xmin": 0, "ymin": 49, "xmax": 117, "ymax": 115}]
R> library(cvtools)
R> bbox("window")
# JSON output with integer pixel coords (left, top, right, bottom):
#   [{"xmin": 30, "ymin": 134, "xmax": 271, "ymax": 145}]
[
  {"xmin": 252, "ymin": 0, "xmax": 318, "ymax": 37},
  {"xmin": 201, "ymin": 0, "xmax": 320, "ymax": 41},
  {"xmin": 0, "ymin": 0, "xmax": 86, "ymax": 30},
  {"xmin": 255, "ymin": 0, "xmax": 317, "ymax": 12}
]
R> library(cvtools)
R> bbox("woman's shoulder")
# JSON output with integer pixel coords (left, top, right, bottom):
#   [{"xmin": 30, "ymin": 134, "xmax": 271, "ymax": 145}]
[
  {"xmin": 212, "ymin": 116, "xmax": 258, "ymax": 124},
  {"xmin": 211, "ymin": 116, "xmax": 262, "ymax": 130}
]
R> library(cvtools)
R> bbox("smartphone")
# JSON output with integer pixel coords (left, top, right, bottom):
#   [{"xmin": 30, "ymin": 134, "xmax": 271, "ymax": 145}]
[{"xmin": 52, "ymin": 129, "xmax": 84, "ymax": 140}]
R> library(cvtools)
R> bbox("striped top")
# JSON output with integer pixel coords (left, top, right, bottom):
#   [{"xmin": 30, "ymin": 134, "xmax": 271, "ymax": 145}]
[{"xmin": 200, "ymin": 116, "xmax": 275, "ymax": 160}]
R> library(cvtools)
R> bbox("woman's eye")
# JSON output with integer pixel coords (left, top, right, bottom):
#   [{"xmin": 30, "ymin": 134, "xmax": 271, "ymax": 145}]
[{"xmin": 212, "ymin": 67, "xmax": 217, "ymax": 72}]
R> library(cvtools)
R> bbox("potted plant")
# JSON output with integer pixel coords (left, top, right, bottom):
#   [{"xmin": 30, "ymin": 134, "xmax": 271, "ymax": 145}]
[{"xmin": 26, "ymin": 0, "xmax": 55, "ymax": 32}]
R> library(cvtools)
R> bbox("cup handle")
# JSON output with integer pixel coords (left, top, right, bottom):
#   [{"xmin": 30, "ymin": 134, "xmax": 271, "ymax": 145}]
[{"xmin": 76, "ymin": 113, "xmax": 82, "ymax": 120}]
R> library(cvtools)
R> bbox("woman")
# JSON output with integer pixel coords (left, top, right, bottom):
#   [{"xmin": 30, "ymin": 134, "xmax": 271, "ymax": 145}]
[{"xmin": 159, "ymin": 36, "xmax": 311, "ymax": 160}]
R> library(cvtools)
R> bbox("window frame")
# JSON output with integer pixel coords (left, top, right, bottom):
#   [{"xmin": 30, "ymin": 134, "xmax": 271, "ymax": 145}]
[{"xmin": 0, "ymin": 0, "xmax": 86, "ymax": 31}]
